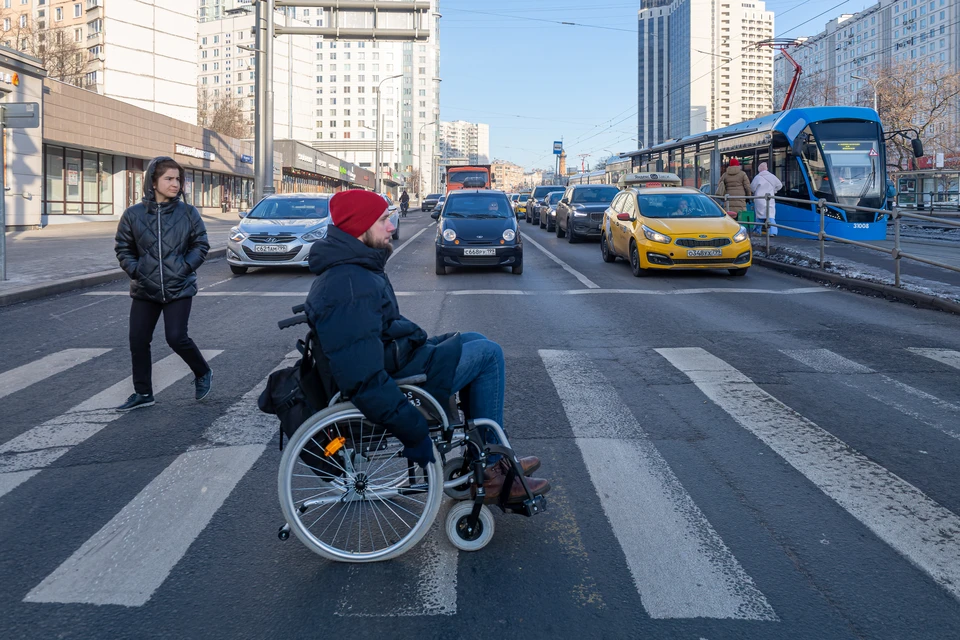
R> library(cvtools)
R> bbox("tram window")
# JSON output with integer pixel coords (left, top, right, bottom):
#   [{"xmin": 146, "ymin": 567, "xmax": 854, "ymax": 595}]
[
  {"xmin": 772, "ymin": 149, "xmax": 788, "ymax": 196},
  {"xmin": 784, "ymin": 156, "xmax": 810, "ymax": 201},
  {"xmin": 696, "ymin": 153, "xmax": 711, "ymax": 190}
]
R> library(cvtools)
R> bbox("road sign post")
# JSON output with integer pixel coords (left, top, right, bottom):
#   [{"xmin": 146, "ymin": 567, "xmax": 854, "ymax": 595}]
[{"xmin": 0, "ymin": 101, "xmax": 40, "ymax": 281}]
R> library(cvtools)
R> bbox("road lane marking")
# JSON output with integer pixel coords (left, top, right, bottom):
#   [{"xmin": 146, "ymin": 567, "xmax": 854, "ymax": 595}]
[
  {"xmin": 0, "ymin": 349, "xmax": 111, "ymax": 400},
  {"xmin": 657, "ymin": 347, "xmax": 960, "ymax": 604},
  {"xmin": 522, "ymin": 235, "xmax": 600, "ymax": 289},
  {"xmin": 25, "ymin": 352, "xmax": 298, "ymax": 607},
  {"xmin": 390, "ymin": 222, "xmax": 435, "ymax": 259},
  {"xmin": 781, "ymin": 348, "xmax": 960, "ymax": 441},
  {"xmin": 907, "ymin": 348, "xmax": 960, "ymax": 371},
  {"xmin": 81, "ymin": 286, "xmax": 834, "ymax": 298},
  {"xmin": 0, "ymin": 351, "xmax": 222, "ymax": 500},
  {"xmin": 540, "ymin": 349, "xmax": 776, "ymax": 620},
  {"xmin": 336, "ymin": 499, "xmax": 458, "ymax": 617}
]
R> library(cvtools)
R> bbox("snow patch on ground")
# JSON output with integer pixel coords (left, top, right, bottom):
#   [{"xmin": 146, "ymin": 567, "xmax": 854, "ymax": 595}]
[{"xmin": 755, "ymin": 245, "xmax": 960, "ymax": 305}]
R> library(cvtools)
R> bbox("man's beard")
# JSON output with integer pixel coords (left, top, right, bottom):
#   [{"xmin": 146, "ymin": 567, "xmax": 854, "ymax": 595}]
[{"xmin": 361, "ymin": 231, "xmax": 394, "ymax": 254}]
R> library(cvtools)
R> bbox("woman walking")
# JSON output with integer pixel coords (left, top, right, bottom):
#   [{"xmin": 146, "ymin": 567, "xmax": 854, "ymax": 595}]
[{"xmin": 114, "ymin": 157, "xmax": 213, "ymax": 411}]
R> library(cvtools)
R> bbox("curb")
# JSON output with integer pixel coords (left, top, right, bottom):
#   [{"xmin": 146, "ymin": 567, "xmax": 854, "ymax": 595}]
[
  {"xmin": 0, "ymin": 247, "xmax": 227, "ymax": 309},
  {"xmin": 755, "ymin": 256, "xmax": 960, "ymax": 316}
]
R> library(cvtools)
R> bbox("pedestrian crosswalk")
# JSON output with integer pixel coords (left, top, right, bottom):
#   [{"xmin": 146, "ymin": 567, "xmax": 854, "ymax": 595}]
[{"xmin": 1, "ymin": 343, "xmax": 959, "ymax": 620}]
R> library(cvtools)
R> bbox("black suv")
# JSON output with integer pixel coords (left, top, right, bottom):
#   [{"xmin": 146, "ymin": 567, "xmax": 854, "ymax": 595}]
[
  {"xmin": 555, "ymin": 184, "xmax": 620, "ymax": 243},
  {"xmin": 421, "ymin": 193, "xmax": 442, "ymax": 212},
  {"xmin": 525, "ymin": 185, "xmax": 564, "ymax": 225}
]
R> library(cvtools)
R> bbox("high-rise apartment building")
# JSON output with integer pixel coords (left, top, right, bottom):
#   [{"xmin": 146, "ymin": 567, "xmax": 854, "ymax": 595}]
[
  {"xmin": 198, "ymin": 0, "xmax": 252, "ymax": 23},
  {"xmin": 197, "ymin": 7, "xmax": 314, "ymax": 141},
  {"xmin": 1, "ymin": 0, "xmax": 197, "ymax": 124},
  {"xmin": 280, "ymin": 2, "xmax": 441, "ymax": 193},
  {"xmin": 440, "ymin": 120, "xmax": 490, "ymax": 165},
  {"xmin": 638, "ymin": 0, "xmax": 774, "ymax": 148}
]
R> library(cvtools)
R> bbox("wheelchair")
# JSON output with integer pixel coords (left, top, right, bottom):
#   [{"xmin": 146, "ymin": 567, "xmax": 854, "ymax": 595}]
[{"xmin": 275, "ymin": 305, "xmax": 547, "ymax": 563}]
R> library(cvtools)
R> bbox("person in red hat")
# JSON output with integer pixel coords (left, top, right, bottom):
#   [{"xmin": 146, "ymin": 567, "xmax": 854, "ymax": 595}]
[{"xmin": 302, "ymin": 190, "xmax": 550, "ymax": 502}]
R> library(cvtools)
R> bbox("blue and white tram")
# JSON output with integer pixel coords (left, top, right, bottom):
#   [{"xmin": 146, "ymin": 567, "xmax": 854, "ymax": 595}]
[
  {"xmin": 567, "ymin": 170, "xmax": 608, "ymax": 186},
  {"xmin": 623, "ymin": 107, "xmax": 890, "ymax": 240}
]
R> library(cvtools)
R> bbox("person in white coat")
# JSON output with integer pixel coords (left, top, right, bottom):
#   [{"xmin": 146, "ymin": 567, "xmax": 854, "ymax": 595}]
[{"xmin": 750, "ymin": 162, "xmax": 783, "ymax": 235}]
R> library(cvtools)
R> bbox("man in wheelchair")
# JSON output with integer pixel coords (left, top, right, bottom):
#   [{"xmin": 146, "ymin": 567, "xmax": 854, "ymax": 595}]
[{"xmin": 303, "ymin": 189, "xmax": 550, "ymax": 504}]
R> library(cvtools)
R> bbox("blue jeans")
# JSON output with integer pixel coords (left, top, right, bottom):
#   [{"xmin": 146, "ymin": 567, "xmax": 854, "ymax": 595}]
[{"xmin": 450, "ymin": 332, "xmax": 505, "ymax": 457}]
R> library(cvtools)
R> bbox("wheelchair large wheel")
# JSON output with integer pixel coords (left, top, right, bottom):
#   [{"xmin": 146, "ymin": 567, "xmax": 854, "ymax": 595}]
[{"xmin": 278, "ymin": 402, "xmax": 443, "ymax": 562}]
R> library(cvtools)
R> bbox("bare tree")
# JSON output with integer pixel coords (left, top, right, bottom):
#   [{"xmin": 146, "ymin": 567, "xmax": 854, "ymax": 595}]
[
  {"xmin": 776, "ymin": 69, "xmax": 838, "ymax": 108},
  {"xmin": 0, "ymin": 12, "xmax": 85, "ymax": 86},
  {"xmin": 867, "ymin": 60, "xmax": 960, "ymax": 170},
  {"xmin": 197, "ymin": 87, "xmax": 211, "ymax": 128},
  {"xmin": 208, "ymin": 91, "xmax": 251, "ymax": 139},
  {"xmin": 408, "ymin": 168, "xmax": 423, "ymax": 197}
]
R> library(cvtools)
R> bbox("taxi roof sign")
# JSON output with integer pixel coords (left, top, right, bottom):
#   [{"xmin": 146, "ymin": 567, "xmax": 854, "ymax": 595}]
[{"xmin": 618, "ymin": 172, "xmax": 682, "ymax": 189}]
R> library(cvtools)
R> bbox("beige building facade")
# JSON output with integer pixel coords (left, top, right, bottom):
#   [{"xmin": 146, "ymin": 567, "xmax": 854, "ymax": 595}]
[{"xmin": 491, "ymin": 160, "xmax": 524, "ymax": 193}]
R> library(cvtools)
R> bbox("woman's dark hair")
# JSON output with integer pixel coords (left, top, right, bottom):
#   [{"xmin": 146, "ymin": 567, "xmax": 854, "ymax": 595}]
[{"xmin": 152, "ymin": 158, "xmax": 183, "ymax": 185}]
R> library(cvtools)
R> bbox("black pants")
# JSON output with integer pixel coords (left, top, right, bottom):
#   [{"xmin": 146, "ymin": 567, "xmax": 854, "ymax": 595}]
[{"xmin": 129, "ymin": 297, "xmax": 209, "ymax": 395}]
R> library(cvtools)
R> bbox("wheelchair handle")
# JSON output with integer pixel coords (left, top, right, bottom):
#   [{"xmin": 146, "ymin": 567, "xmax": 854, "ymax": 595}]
[
  {"xmin": 278, "ymin": 315, "xmax": 308, "ymax": 330},
  {"xmin": 291, "ymin": 303, "xmax": 306, "ymax": 314}
]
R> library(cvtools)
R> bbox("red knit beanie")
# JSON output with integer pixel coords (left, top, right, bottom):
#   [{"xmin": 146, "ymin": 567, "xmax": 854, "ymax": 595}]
[
  {"xmin": 330, "ymin": 190, "xmax": 388, "ymax": 238},
  {"xmin": 729, "ymin": 158, "xmax": 740, "ymax": 167}
]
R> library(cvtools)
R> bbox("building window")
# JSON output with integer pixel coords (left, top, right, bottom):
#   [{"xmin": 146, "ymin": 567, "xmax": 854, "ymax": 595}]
[{"xmin": 43, "ymin": 146, "xmax": 115, "ymax": 215}]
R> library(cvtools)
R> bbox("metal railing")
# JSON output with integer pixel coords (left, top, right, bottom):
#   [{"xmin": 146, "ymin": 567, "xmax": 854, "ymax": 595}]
[{"xmin": 707, "ymin": 193, "xmax": 960, "ymax": 288}]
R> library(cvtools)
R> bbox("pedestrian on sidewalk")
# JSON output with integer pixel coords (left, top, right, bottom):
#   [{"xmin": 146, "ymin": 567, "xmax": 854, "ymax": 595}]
[
  {"xmin": 751, "ymin": 162, "xmax": 783, "ymax": 236},
  {"xmin": 716, "ymin": 158, "xmax": 752, "ymax": 214},
  {"xmin": 114, "ymin": 156, "xmax": 213, "ymax": 411}
]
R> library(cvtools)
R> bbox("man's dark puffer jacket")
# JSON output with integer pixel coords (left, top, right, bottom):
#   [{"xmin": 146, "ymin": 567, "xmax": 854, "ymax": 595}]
[
  {"xmin": 115, "ymin": 156, "xmax": 209, "ymax": 303},
  {"xmin": 304, "ymin": 226, "xmax": 463, "ymax": 447}
]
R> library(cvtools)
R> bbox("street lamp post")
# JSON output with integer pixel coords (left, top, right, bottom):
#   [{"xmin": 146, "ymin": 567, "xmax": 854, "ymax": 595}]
[
  {"xmin": 416, "ymin": 120, "xmax": 437, "ymax": 199},
  {"xmin": 375, "ymin": 73, "xmax": 403, "ymax": 194},
  {"xmin": 851, "ymin": 74, "xmax": 878, "ymax": 112}
]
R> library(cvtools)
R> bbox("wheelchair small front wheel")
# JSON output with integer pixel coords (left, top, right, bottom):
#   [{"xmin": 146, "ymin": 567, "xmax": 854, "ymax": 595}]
[
  {"xmin": 445, "ymin": 502, "xmax": 495, "ymax": 552},
  {"xmin": 442, "ymin": 457, "xmax": 473, "ymax": 500}
]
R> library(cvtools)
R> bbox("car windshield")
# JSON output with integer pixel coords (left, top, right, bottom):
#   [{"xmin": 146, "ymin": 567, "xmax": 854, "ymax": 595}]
[
  {"xmin": 546, "ymin": 192, "xmax": 564, "ymax": 205},
  {"xmin": 518, "ymin": 194, "xmax": 529, "ymax": 202},
  {"xmin": 247, "ymin": 197, "xmax": 330, "ymax": 220},
  {"xmin": 572, "ymin": 186, "xmax": 618, "ymax": 204},
  {"xmin": 426, "ymin": 193, "xmax": 441, "ymax": 200},
  {"xmin": 533, "ymin": 186, "xmax": 562, "ymax": 199},
  {"xmin": 448, "ymin": 171, "xmax": 487, "ymax": 185},
  {"xmin": 637, "ymin": 193, "xmax": 725, "ymax": 219},
  {"xmin": 443, "ymin": 193, "xmax": 512, "ymax": 218}
]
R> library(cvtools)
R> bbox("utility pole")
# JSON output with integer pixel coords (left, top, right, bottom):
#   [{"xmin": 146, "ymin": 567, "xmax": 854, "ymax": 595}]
[
  {"xmin": 417, "ymin": 119, "xmax": 437, "ymax": 198},
  {"xmin": 375, "ymin": 73, "xmax": 403, "ymax": 194},
  {"xmin": 578, "ymin": 153, "xmax": 591, "ymax": 173}
]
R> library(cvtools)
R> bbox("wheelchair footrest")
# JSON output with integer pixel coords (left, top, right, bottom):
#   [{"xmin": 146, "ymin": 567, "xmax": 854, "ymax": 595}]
[{"xmin": 502, "ymin": 494, "xmax": 547, "ymax": 517}]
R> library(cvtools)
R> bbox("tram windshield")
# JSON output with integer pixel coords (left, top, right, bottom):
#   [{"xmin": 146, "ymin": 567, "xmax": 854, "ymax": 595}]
[{"xmin": 804, "ymin": 122, "xmax": 883, "ymax": 206}]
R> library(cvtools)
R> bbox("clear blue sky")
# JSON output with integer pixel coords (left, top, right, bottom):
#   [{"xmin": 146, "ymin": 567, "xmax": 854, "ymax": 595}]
[{"xmin": 439, "ymin": 0, "xmax": 875, "ymax": 171}]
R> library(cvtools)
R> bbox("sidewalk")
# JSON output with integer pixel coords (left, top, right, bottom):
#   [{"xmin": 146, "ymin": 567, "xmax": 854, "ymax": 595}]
[
  {"xmin": 755, "ymin": 232, "xmax": 960, "ymax": 310},
  {"xmin": 0, "ymin": 210, "xmax": 239, "ymax": 306}
]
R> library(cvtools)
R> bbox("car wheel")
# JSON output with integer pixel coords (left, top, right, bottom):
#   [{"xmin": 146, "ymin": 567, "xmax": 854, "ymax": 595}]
[
  {"xmin": 728, "ymin": 268, "xmax": 749, "ymax": 277},
  {"xmin": 600, "ymin": 233, "xmax": 616, "ymax": 263},
  {"xmin": 435, "ymin": 255, "xmax": 446, "ymax": 275},
  {"xmin": 230, "ymin": 265, "xmax": 248, "ymax": 275},
  {"xmin": 539, "ymin": 215, "xmax": 546, "ymax": 229},
  {"xmin": 512, "ymin": 261, "xmax": 523, "ymax": 275},
  {"xmin": 567, "ymin": 221, "xmax": 578, "ymax": 243},
  {"xmin": 630, "ymin": 241, "xmax": 648, "ymax": 277},
  {"xmin": 392, "ymin": 223, "xmax": 400, "ymax": 240},
  {"xmin": 555, "ymin": 217, "xmax": 566, "ymax": 238}
]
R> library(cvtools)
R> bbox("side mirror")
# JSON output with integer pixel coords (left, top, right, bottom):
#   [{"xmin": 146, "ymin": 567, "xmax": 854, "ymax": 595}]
[
  {"xmin": 726, "ymin": 211, "xmax": 738, "ymax": 219},
  {"xmin": 430, "ymin": 211, "xmax": 439, "ymax": 220},
  {"xmin": 616, "ymin": 213, "xmax": 633, "ymax": 222},
  {"xmin": 238, "ymin": 211, "xmax": 248, "ymax": 219},
  {"xmin": 911, "ymin": 137, "xmax": 924, "ymax": 157}
]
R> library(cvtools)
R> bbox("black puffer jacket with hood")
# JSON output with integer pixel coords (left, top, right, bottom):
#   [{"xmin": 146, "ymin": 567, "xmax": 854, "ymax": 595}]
[
  {"xmin": 115, "ymin": 157, "xmax": 209, "ymax": 303},
  {"xmin": 304, "ymin": 226, "xmax": 463, "ymax": 447}
]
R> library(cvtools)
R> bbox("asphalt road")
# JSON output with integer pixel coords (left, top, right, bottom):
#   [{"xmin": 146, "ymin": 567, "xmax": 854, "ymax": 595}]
[{"xmin": 2, "ymin": 209, "xmax": 960, "ymax": 639}]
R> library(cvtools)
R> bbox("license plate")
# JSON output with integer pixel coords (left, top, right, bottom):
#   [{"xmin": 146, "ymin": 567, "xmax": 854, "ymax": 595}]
[
  {"xmin": 687, "ymin": 249, "xmax": 722, "ymax": 257},
  {"xmin": 254, "ymin": 244, "xmax": 289, "ymax": 253},
  {"xmin": 463, "ymin": 248, "xmax": 496, "ymax": 256}
]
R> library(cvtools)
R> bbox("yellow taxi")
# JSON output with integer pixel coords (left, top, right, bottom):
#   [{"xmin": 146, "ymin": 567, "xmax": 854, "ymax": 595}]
[{"xmin": 600, "ymin": 186, "xmax": 752, "ymax": 277}]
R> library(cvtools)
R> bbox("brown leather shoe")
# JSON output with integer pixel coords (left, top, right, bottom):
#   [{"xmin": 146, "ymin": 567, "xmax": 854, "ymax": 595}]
[
  {"xmin": 517, "ymin": 456, "xmax": 540, "ymax": 476},
  {"xmin": 479, "ymin": 460, "xmax": 550, "ymax": 504}
]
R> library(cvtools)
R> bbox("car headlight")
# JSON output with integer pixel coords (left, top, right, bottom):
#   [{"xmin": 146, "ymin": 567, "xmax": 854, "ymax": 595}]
[
  {"xmin": 642, "ymin": 225, "xmax": 671, "ymax": 244},
  {"xmin": 733, "ymin": 225, "xmax": 749, "ymax": 243},
  {"xmin": 550, "ymin": 209, "xmax": 556, "ymax": 216},
  {"xmin": 572, "ymin": 204, "xmax": 587, "ymax": 217},
  {"xmin": 502, "ymin": 229, "xmax": 516, "ymax": 242},
  {"xmin": 442, "ymin": 228, "xmax": 457, "ymax": 242},
  {"xmin": 301, "ymin": 226, "xmax": 328, "ymax": 242},
  {"xmin": 229, "ymin": 227, "xmax": 248, "ymax": 242}
]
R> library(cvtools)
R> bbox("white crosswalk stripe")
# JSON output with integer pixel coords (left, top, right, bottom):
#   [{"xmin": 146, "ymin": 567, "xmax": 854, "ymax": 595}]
[
  {"xmin": 907, "ymin": 348, "xmax": 960, "ymax": 372},
  {"xmin": 657, "ymin": 346, "xmax": 960, "ymax": 605},
  {"xmin": 0, "ymin": 350, "xmax": 222, "ymax": 500},
  {"xmin": 24, "ymin": 351, "xmax": 297, "ymax": 607},
  {"xmin": 540, "ymin": 349, "xmax": 777, "ymax": 621},
  {"xmin": 0, "ymin": 349, "xmax": 111, "ymax": 401},
  {"xmin": 781, "ymin": 348, "xmax": 960, "ymax": 441}
]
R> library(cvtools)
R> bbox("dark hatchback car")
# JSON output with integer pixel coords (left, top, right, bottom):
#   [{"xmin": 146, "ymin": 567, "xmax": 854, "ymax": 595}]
[
  {"xmin": 555, "ymin": 184, "xmax": 620, "ymax": 242},
  {"xmin": 432, "ymin": 190, "xmax": 523, "ymax": 275},
  {"xmin": 525, "ymin": 184, "xmax": 564, "ymax": 225},
  {"xmin": 421, "ymin": 193, "xmax": 442, "ymax": 212}
]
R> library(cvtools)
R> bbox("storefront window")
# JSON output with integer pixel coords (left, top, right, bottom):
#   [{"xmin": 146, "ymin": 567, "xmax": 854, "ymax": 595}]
[
  {"xmin": 44, "ymin": 145, "xmax": 116, "ymax": 215},
  {"xmin": 184, "ymin": 170, "xmax": 194, "ymax": 206}
]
